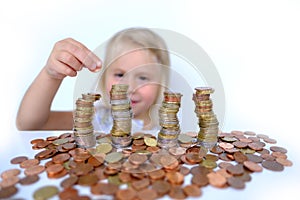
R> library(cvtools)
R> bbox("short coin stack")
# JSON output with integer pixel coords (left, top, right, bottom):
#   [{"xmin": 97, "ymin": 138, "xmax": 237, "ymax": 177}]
[
  {"xmin": 110, "ymin": 84, "xmax": 132, "ymax": 148},
  {"xmin": 193, "ymin": 87, "xmax": 219, "ymax": 149},
  {"xmin": 157, "ymin": 91, "xmax": 182, "ymax": 148},
  {"xmin": 73, "ymin": 93, "xmax": 101, "ymax": 148}
]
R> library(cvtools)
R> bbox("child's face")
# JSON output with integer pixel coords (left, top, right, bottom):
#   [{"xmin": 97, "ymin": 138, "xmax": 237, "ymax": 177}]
[{"xmin": 105, "ymin": 49, "xmax": 162, "ymax": 121}]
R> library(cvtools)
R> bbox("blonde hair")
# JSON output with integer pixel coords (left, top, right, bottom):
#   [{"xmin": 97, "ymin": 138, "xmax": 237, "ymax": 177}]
[{"xmin": 96, "ymin": 27, "xmax": 170, "ymax": 129}]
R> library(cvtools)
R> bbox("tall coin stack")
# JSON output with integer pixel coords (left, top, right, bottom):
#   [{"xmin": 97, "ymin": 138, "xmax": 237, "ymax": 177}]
[
  {"xmin": 110, "ymin": 84, "xmax": 133, "ymax": 148},
  {"xmin": 193, "ymin": 87, "xmax": 219, "ymax": 149},
  {"xmin": 73, "ymin": 93, "xmax": 101, "ymax": 148},
  {"xmin": 157, "ymin": 91, "xmax": 182, "ymax": 148}
]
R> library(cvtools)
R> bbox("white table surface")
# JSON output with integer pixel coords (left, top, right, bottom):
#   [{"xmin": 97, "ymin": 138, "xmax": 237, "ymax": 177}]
[{"xmin": 0, "ymin": 130, "xmax": 299, "ymax": 200}]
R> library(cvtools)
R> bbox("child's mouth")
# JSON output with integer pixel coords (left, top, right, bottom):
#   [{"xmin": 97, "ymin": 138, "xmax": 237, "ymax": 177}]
[{"xmin": 131, "ymin": 100, "xmax": 139, "ymax": 106}]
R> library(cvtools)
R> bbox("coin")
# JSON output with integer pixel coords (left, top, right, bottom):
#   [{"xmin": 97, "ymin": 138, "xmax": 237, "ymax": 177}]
[
  {"xmin": 261, "ymin": 160, "xmax": 284, "ymax": 171},
  {"xmin": 227, "ymin": 176, "xmax": 245, "ymax": 189},
  {"xmin": 33, "ymin": 185, "xmax": 59, "ymax": 200},
  {"xmin": 243, "ymin": 161, "xmax": 263, "ymax": 172},
  {"xmin": 24, "ymin": 165, "xmax": 45, "ymax": 176},
  {"xmin": 20, "ymin": 158, "xmax": 39, "ymax": 168},
  {"xmin": 128, "ymin": 153, "xmax": 148, "ymax": 165},
  {"xmin": 0, "ymin": 186, "xmax": 18, "ymax": 199},
  {"xmin": 10, "ymin": 156, "xmax": 28, "ymax": 164},
  {"xmin": 1, "ymin": 169, "xmax": 20, "ymax": 179},
  {"xmin": 207, "ymin": 172, "xmax": 227, "ymax": 188},
  {"xmin": 183, "ymin": 184, "xmax": 202, "ymax": 197},
  {"xmin": 137, "ymin": 188, "xmax": 158, "ymax": 200},
  {"xmin": 105, "ymin": 152, "xmax": 123, "ymax": 163},
  {"xmin": 19, "ymin": 175, "xmax": 40, "ymax": 185},
  {"xmin": 115, "ymin": 188, "xmax": 137, "ymax": 200}
]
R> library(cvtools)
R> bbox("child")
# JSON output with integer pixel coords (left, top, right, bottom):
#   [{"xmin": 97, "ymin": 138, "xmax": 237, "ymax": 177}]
[{"xmin": 16, "ymin": 27, "xmax": 170, "ymax": 135}]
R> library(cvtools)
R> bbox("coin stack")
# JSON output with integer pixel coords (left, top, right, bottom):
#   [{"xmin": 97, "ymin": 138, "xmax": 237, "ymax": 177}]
[
  {"xmin": 73, "ymin": 93, "xmax": 101, "ymax": 148},
  {"xmin": 193, "ymin": 87, "xmax": 219, "ymax": 150},
  {"xmin": 157, "ymin": 91, "xmax": 182, "ymax": 148},
  {"xmin": 110, "ymin": 84, "xmax": 133, "ymax": 148}
]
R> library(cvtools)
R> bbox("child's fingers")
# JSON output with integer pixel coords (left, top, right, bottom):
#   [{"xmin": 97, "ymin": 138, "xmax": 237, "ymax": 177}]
[
  {"xmin": 47, "ymin": 59, "xmax": 77, "ymax": 79},
  {"xmin": 65, "ymin": 38, "xmax": 102, "ymax": 71},
  {"xmin": 56, "ymin": 50, "xmax": 83, "ymax": 72}
]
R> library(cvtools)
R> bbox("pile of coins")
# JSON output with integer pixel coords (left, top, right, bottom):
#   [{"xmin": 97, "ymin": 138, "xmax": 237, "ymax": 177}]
[
  {"xmin": 157, "ymin": 91, "xmax": 182, "ymax": 148},
  {"xmin": 0, "ymin": 130, "xmax": 293, "ymax": 200},
  {"xmin": 193, "ymin": 87, "xmax": 219, "ymax": 149},
  {"xmin": 73, "ymin": 93, "xmax": 101, "ymax": 148},
  {"xmin": 110, "ymin": 84, "xmax": 133, "ymax": 148}
]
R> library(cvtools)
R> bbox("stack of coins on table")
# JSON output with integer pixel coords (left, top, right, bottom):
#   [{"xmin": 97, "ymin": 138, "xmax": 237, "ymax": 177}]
[
  {"xmin": 110, "ymin": 84, "xmax": 133, "ymax": 148},
  {"xmin": 193, "ymin": 87, "xmax": 219, "ymax": 150},
  {"xmin": 73, "ymin": 93, "xmax": 101, "ymax": 148},
  {"xmin": 157, "ymin": 91, "xmax": 182, "ymax": 148}
]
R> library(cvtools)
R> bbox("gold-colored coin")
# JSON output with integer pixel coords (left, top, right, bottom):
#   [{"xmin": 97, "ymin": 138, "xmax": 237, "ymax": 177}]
[
  {"xmin": 96, "ymin": 143, "xmax": 113, "ymax": 154},
  {"xmin": 144, "ymin": 137, "xmax": 157, "ymax": 147},
  {"xmin": 33, "ymin": 185, "xmax": 59, "ymax": 200},
  {"xmin": 105, "ymin": 152, "xmax": 123, "ymax": 163}
]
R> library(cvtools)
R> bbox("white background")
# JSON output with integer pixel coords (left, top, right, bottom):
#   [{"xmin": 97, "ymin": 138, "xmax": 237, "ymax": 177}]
[{"xmin": 1, "ymin": 0, "xmax": 300, "ymax": 200}]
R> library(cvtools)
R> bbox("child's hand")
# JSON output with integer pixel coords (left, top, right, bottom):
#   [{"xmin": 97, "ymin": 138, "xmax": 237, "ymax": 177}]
[{"xmin": 45, "ymin": 38, "xmax": 102, "ymax": 79}]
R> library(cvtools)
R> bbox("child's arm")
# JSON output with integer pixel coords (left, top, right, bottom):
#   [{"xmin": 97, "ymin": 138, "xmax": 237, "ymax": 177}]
[{"xmin": 16, "ymin": 38, "xmax": 102, "ymax": 130}]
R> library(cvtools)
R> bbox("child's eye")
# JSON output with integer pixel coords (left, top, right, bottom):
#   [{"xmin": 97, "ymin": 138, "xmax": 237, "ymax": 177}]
[
  {"xmin": 114, "ymin": 73, "xmax": 123, "ymax": 78},
  {"xmin": 139, "ymin": 76, "xmax": 148, "ymax": 81}
]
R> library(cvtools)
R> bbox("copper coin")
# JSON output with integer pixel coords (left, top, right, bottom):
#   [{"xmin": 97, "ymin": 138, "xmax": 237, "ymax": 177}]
[
  {"xmin": 19, "ymin": 175, "xmax": 40, "ymax": 185},
  {"xmin": 246, "ymin": 154, "xmax": 263, "ymax": 163},
  {"xmin": 60, "ymin": 176, "xmax": 78, "ymax": 188},
  {"xmin": 169, "ymin": 147, "xmax": 186, "ymax": 156},
  {"xmin": 179, "ymin": 165, "xmax": 190, "ymax": 176},
  {"xmin": 243, "ymin": 160, "xmax": 263, "ymax": 172},
  {"xmin": 128, "ymin": 153, "xmax": 147, "ymax": 165},
  {"xmin": 185, "ymin": 153, "xmax": 203, "ymax": 164},
  {"xmin": 131, "ymin": 178, "xmax": 150, "ymax": 191},
  {"xmin": 62, "ymin": 142, "xmax": 76, "ymax": 150},
  {"xmin": 183, "ymin": 184, "xmax": 202, "ymax": 197},
  {"xmin": 275, "ymin": 158, "xmax": 293, "ymax": 167},
  {"xmin": 1, "ymin": 169, "xmax": 21, "ymax": 179},
  {"xmin": 10, "ymin": 156, "xmax": 28, "ymax": 164},
  {"xmin": 24, "ymin": 165, "xmax": 45, "ymax": 176},
  {"xmin": 216, "ymin": 168, "xmax": 232, "ymax": 178},
  {"xmin": 20, "ymin": 158, "xmax": 40, "ymax": 168},
  {"xmin": 52, "ymin": 153, "xmax": 70, "ymax": 164},
  {"xmin": 46, "ymin": 163, "xmax": 64, "ymax": 176},
  {"xmin": 207, "ymin": 172, "xmax": 227, "ymax": 188},
  {"xmin": 88, "ymin": 155, "xmax": 104, "ymax": 167},
  {"xmin": 160, "ymin": 155, "xmax": 179, "ymax": 169},
  {"xmin": 262, "ymin": 160, "xmax": 284, "ymax": 171},
  {"xmin": 0, "ymin": 185, "xmax": 18, "ymax": 199},
  {"xmin": 137, "ymin": 188, "xmax": 158, "ymax": 200},
  {"xmin": 71, "ymin": 163, "xmax": 94, "ymax": 176},
  {"xmin": 232, "ymin": 141, "xmax": 248, "ymax": 148},
  {"xmin": 148, "ymin": 169, "xmax": 165, "ymax": 180},
  {"xmin": 218, "ymin": 161, "xmax": 234, "ymax": 169},
  {"xmin": 152, "ymin": 180, "xmax": 171, "ymax": 196},
  {"xmin": 263, "ymin": 137, "xmax": 277, "ymax": 144},
  {"xmin": 261, "ymin": 153, "xmax": 275, "ymax": 161},
  {"xmin": 227, "ymin": 176, "xmax": 245, "ymax": 189},
  {"xmin": 270, "ymin": 146, "xmax": 288, "ymax": 154},
  {"xmin": 35, "ymin": 149, "xmax": 57, "ymax": 160},
  {"xmin": 271, "ymin": 151, "xmax": 287, "ymax": 159},
  {"xmin": 169, "ymin": 185, "xmax": 186, "ymax": 199},
  {"xmin": 233, "ymin": 151, "xmax": 248, "ymax": 163},
  {"xmin": 115, "ymin": 188, "xmax": 137, "ymax": 200},
  {"xmin": 30, "ymin": 138, "xmax": 44, "ymax": 145},
  {"xmin": 226, "ymin": 164, "xmax": 244, "ymax": 175},
  {"xmin": 166, "ymin": 172, "xmax": 184, "ymax": 185},
  {"xmin": 0, "ymin": 175, "xmax": 19, "ymax": 188},
  {"xmin": 248, "ymin": 141, "xmax": 265, "ymax": 151},
  {"xmin": 91, "ymin": 182, "xmax": 118, "ymax": 195},
  {"xmin": 58, "ymin": 187, "xmax": 78, "ymax": 200},
  {"xmin": 78, "ymin": 174, "xmax": 98, "ymax": 186}
]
